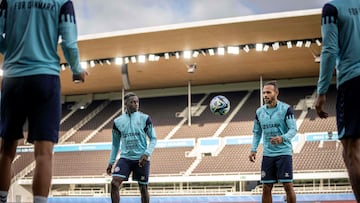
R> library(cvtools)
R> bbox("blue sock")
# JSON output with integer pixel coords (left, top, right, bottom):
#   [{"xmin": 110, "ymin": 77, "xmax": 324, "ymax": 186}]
[
  {"xmin": 34, "ymin": 196, "xmax": 47, "ymax": 203},
  {"xmin": 0, "ymin": 191, "xmax": 8, "ymax": 203}
]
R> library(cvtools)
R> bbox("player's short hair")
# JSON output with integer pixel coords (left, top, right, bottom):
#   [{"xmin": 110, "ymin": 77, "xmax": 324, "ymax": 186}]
[
  {"xmin": 264, "ymin": 80, "xmax": 278, "ymax": 92},
  {"xmin": 124, "ymin": 92, "xmax": 137, "ymax": 103}
]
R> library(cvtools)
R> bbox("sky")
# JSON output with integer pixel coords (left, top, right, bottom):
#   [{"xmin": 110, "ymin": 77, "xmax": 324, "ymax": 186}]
[{"xmin": 73, "ymin": 0, "xmax": 329, "ymax": 36}]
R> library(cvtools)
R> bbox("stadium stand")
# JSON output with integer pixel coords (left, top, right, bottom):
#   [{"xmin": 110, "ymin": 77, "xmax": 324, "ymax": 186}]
[
  {"xmin": 298, "ymin": 85, "xmax": 337, "ymax": 133},
  {"xmin": 221, "ymin": 90, "xmax": 260, "ymax": 136},
  {"xmin": 52, "ymin": 151, "xmax": 110, "ymax": 177},
  {"xmin": 67, "ymin": 100, "xmax": 122, "ymax": 143},
  {"xmin": 59, "ymin": 100, "xmax": 105, "ymax": 138},
  {"xmin": 11, "ymin": 152, "xmax": 34, "ymax": 178},
  {"xmin": 293, "ymin": 140, "xmax": 345, "ymax": 170},
  {"xmin": 10, "ymin": 84, "xmax": 354, "ymax": 202},
  {"xmin": 151, "ymin": 147, "xmax": 196, "ymax": 175},
  {"xmin": 192, "ymin": 144, "xmax": 263, "ymax": 174},
  {"xmin": 138, "ymin": 95, "xmax": 201, "ymax": 140},
  {"xmin": 171, "ymin": 91, "xmax": 247, "ymax": 139}
]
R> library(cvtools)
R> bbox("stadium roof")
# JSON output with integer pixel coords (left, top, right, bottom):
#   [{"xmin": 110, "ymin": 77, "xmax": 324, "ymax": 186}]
[{"xmin": 32, "ymin": 9, "xmax": 327, "ymax": 95}]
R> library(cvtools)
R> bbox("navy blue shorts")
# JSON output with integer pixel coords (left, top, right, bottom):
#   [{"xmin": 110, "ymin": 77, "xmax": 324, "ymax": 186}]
[
  {"xmin": 337, "ymin": 75, "xmax": 360, "ymax": 139},
  {"xmin": 0, "ymin": 75, "xmax": 61, "ymax": 143},
  {"xmin": 113, "ymin": 158, "xmax": 150, "ymax": 185},
  {"xmin": 261, "ymin": 155, "xmax": 293, "ymax": 184}
]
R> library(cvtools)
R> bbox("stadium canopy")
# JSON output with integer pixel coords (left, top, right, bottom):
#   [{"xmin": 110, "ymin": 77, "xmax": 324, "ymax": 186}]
[{"xmin": 6, "ymin": 9, "xmax": 325, "ymax": 95}]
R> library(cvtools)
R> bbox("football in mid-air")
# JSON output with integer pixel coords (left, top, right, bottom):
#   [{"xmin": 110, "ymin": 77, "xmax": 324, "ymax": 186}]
[{"xmin": 209, "ymin": 95, "xmax": 230, "ymax": 115}]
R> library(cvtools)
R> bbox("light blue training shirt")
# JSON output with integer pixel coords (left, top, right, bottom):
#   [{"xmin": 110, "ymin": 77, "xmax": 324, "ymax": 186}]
[
  {"xmin": 318, "ymin": 0, "xmax": 360, "ymax": 94},
  {"xmin": 109, "ymin": 111, "xmax": 157, "ymax": 164},
  {"xmin": 251, "ymin": 100, "xmax": 297, "ymax": 157},
  {"xmin": 0, "ymin": 0, "xmax": 82, "ymax": 77}
]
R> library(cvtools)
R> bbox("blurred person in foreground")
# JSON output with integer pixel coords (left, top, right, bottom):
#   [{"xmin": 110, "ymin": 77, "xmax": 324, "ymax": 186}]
[
  {"xmin": 106, "ymin": 92, "xmax": 157, "ymax": 203},
  {"xmin": 315, "ymin": 0, "xmax": 360, "ymax": 201},
  {"xmin": 0, "ymin": 1, "xmax": 86, "ymax": 203},
  {"xmin": 249, "ymin": 80, "xmax": 297, "ymax": 203}
]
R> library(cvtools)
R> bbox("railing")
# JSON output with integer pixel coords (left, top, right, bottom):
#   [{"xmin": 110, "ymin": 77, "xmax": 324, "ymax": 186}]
[
  {"xmin": 17, "ymin": 169, "xmax": 346, "ymax": 181},
  {"xmin": 52, "ymin": 185, "xmax": 236, "ymax": 197},
  {"xmin": 52, "ymin": 188, "xmax": 105, "ymax": 196},
  {"xmin": 15, "ymin": 170, "xmax": 351, "ymax": 197},
  {"xmin": 143, "ymin": 169, "xmax": 348, "ymax": 177},
  {"xmin": 47, "ymin": 180, "xmax": 353, "ymax": 197},
  {"xmin": 125, "ymin": 186, "xmax": 235, "ymax": 196}
]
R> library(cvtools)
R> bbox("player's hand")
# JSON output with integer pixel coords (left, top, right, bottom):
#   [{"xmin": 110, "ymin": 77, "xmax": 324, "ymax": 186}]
[
  {"xmin": 72, "ymin": 71, "xmax": 88, "ymax": 83},
  {"xmin": 106, "ymin": 164, "xmax": 113, "ymax": 175},
  {"xmin": 138, "ymin": 154, "xmax": 148, "ymax": 167},
  {"xmin": 315, "ymin": 94, "xmax": 329, "ymax": 119},
  {"xmin": 249, "ymin": 152, "xmax": 256, "ymax": 163},
  {"xmin": 270, "ymin": 136, "xmax": 283, "ymax": 145}
]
